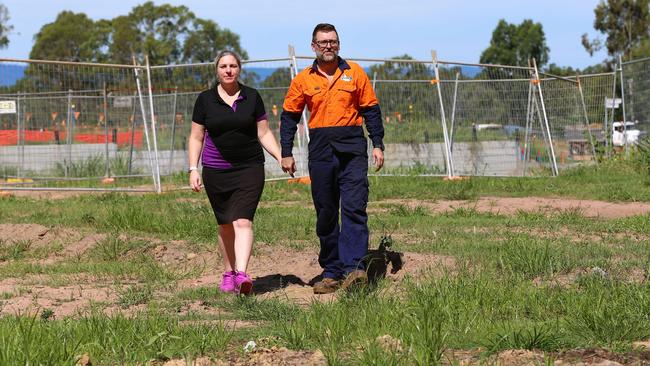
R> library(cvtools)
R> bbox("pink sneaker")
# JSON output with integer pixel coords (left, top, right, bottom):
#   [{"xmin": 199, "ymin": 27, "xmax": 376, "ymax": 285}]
[
  {"xmin": 219, "ymin": 271, "xmax": 236, "ymax": 293},
  {"xmin": 234, "ymin": 271, "xmax": 253, "ymax": 295}
]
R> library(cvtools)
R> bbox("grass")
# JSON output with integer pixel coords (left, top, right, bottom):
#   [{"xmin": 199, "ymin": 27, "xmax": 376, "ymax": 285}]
[
  {"xmin": 0, "ymin": 312, "xmax": 233, "ymax": 365},
  {"xmin": 0, "ymin": 239, "xmax": 32, "ymax": 261},
  {"xmin": 0, "ymin": 159, "xmax": 649, "ymax": 364}
]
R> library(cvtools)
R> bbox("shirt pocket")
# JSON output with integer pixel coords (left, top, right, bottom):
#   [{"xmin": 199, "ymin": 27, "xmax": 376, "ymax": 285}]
[
  {"xmin": 336, "ymin": 84, "xmax": 357, "ymax": 107},
  {"xmin": 304, "ymin": 87, "xmax": 322, "ymax": 102}
]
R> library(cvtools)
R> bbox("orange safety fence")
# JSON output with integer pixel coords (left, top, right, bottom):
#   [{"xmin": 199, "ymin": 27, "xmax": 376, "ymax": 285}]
[{"xmin": 0, "ymin": 130, "xmax": 143, "ymax": 148}]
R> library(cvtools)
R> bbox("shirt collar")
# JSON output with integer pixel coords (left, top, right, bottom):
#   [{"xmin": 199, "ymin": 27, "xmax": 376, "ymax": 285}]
[{"xmin": 214, "ymin": 82, "xmax": 247, "ymax": 101}]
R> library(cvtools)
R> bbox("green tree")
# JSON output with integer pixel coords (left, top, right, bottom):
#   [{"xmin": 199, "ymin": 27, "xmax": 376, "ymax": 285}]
[
  {"xmin": 123, "ymin": 1, "xmax": 194, "ymax": 65},
  {"xmin": 257, "ymin": 67, "xmax": 291, "ymax": 118},
  {"xmin": 630, "ymin": 38, "xmax": 650, "ymax": 59},
  {"xmin": 261, "ymin": 67, "xmax": 291, "ymax": 87},
  {"xmin": 0, "ymin": 3, "xmax": 12, "ymax": 49},
  {"xmin": 29, "ymin": 2, "xmax": 246, "ymax": 65},
  {"xmin": 369, "ymin": 54, "xmax": 434, "ymax": 80},
  {"xmin": 29, "ymin": 11, "xmax": 108, "ymax": 61},
  {"xmin": 545, "ymin": 63, "xmax": 579, "ymax": 76},
  {"xmin": 582, "ymin": 0, "xmax": 650, "ymax": 59},
  {"xmin": 108, "ymin": 15, "xmax": 141, "ymax": 64},
  {"xmin": 480, "ymin": 19, "xmax": 550, "ymax": 67},
  {"xmin": 182, "ymin": 19, "xmax": 247, "ymax": 63}
]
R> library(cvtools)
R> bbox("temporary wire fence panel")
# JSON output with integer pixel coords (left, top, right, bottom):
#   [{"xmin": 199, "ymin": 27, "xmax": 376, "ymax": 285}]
[
  {"xmin": 539, "ymin": 76, "xmax": 597, "ymax": 171},
  {"xmin": 348, "ymin": 57, "xmax": 448, "ymax": 176},
  {"xmin": 1, "ymin": 53, "xmax": 636, "ymax": 192},
  {"xmin": 247, "ymin": 59, "xmax": 298, "ymax": 179},
  {"xmin": 147, "ymin": 62, "xmax": 212, "ymax": 177},
  {"xmin": 437, "ymin": 63, "xmax": 537, "ymax": 177},
  {"xmin": 0, "ymin": 59, "xmax": 157, "ymax": 192},
  {"xmin": 147, "ymin": 58, "xmax": 298, "ymax": 180},
  {"xmin": 576, "ymin": 73, "xmax": 616, "ymax": 127},
  {"xmin": 622, "ymin": 58, "xmax": 650, "ymax": 134}
]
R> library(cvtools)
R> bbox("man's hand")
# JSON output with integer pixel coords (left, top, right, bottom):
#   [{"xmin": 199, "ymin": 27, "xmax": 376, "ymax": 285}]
[
  {"xmin": 372, "ymin": 148, "xmax": 384, "ymax": 172},
  {"xmin": 281, "ymin": 156, "xmax": 296, "ymax": 177}
]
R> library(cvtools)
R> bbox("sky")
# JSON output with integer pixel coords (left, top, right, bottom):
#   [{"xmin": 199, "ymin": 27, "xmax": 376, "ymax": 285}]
[{"xmin": 0, "ymin": 0, "xmax": 609, "ymax": 68}]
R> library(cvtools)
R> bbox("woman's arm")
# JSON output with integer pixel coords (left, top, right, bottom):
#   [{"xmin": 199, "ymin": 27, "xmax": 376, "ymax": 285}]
[
  {"xmin": 257, "ymin": 119, "xmax": 282, "ymax": 163},
  {"xmin": 188, "ymin": 122, "xmax": 205, "ymax": 192}
]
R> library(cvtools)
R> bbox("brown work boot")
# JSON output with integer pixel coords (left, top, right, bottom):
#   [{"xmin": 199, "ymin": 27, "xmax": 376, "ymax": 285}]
[
  {"xmin": 313, "ymin": 278, "xmax": 340, "ymax": 294},
  {"xmin": 341, "ymin": 270, "xmax": 368, "ymax": 291}
]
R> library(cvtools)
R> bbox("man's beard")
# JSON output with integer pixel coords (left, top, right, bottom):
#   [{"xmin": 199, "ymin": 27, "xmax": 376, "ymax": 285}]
[{"xmin": 317, "ymin": 52, "xmax": 337, "ymax": 63}]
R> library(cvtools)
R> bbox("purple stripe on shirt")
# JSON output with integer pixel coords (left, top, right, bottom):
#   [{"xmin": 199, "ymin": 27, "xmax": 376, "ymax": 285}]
[
  {"xmin": 201, "ymin": 94, "xmax": 255, "ymax": 170},
  {"xmin": 232, "ymin": 95, "xmax": 244, "ymax": 112},
  {"xmin": 201, "ymin": 133, "xmax": 233, "ymax": 169},
  {"xmin": 256, "ymin": 113, "xmax": 267, "ymax": 122}
]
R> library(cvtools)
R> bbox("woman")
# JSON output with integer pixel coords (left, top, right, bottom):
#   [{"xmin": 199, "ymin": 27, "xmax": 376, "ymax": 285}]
[{"xmin": 188, "ymin": 50, "xmax": 282, "ymax": 295}]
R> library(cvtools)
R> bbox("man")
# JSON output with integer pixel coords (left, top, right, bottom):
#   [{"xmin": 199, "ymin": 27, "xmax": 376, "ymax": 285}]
[{"xmin": 280, "ymin": 23, "xmax": 385, "ymax": 294}]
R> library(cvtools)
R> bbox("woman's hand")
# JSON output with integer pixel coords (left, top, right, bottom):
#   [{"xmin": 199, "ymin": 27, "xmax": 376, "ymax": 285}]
[{"xmin": 189, "ymin": 170, "xmax": 202, "ymax": 192}]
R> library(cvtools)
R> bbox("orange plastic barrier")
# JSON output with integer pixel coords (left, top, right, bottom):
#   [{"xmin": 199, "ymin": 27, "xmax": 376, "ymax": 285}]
[
  {"xmin": 0, "ymin": 130, "xmax": 61, "ymax": 145},
  {"xmin": 0, "ymin": 130, "xmax": 142, "ymax": 148},
  {"xmin": 74, "ymin": 131, "xmax": 143, "ymax": 147}
]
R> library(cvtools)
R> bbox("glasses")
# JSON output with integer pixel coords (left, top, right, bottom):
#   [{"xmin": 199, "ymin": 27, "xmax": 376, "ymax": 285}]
[{"xmin": 313, "ymin": 39, "xmax": 340, "ymax": 48}]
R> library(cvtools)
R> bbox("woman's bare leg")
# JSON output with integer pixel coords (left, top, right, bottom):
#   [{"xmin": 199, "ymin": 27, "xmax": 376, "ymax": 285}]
[
  {"xmin": 218, "ymin": 224, "xmax": 236, "ymax": 271},
  {"xmin": 232, "ymin": 218, "xmax": 253, "ymax": 272}
]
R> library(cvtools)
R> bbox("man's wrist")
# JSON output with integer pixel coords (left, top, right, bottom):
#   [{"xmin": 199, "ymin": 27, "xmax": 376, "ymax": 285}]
[
  {"xmin": 188, "ymin": 166, "xmax": 198, "ymax": 173},
  {"xmin": 281, "ymin": 146, "xmax": 294, "ymax": 158}
]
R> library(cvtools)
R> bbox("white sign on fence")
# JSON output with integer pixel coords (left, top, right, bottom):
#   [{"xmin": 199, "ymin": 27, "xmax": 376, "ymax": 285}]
[
  {"xmin": 0, "ymin": 100, "xmax": 16, "ymax": 114},
  {"xmin": 113, "ymin": 96, "xmax": 133, "ymax": 108},
  {"xmin": 605, "ymin": 97, "xmax": 621, "ymax": 109}
]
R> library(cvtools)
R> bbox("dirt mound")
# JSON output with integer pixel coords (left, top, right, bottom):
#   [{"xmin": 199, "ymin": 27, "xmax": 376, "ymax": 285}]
[
  {"xmin": 157, "ymin": 348, "xmax": 326, "ymax": 366},
  {"xmin": 0, "ymin": 223, "xmax": 52, "ymax": 245},
  {"xmin": 494, "ymin": 349, "xmax": 546, "ymax": 365},
  {"xmin": 554, "ymin": 347, "xmax": 650, "ymax": 365},
  {"xmin": 0, "ymin": 281, "xmax": 116, "ymax": 318},
  {"xmin": 232, "ymin": 347, "xmax": 326, "ymax": 366},
  {"xmin": 0, "ymin": 224, "xmax": 104, "ymax": 261}
]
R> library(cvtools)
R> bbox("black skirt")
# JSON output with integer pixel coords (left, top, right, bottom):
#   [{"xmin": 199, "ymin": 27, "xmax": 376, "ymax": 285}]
[{"xmin": 202, "ymin": 165, "xmax": 265, "ymax": 225}]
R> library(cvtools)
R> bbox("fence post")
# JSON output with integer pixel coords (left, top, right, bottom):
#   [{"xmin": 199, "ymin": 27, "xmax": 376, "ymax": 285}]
[
  {"xmin": 133, "ymin": 57, "xmax": 158, "ymax": 192},
  {"xmin": 523, "ymin": 82, "xmax": 534, "ymax": 176},
  {"xmin": 618, "ymin": 55, "xmax": 629, "ymax": 152},
  {"xmin": 431, "ymin": 50, "xmax": 454, "ymax": 178},
  {"xmin": 103, "ymin": 82, "xmax": 110, "ymax": 177},
  {"xmin": 531, "ymin": 59, "xmax": 558, "ymax": 176},
  {"xmin": 128, "ymin": 91, "xmax": 137, "ymax": 175},
  {"xmin": 168, "ymin": 86, "xmax": 179, "ymax": 175},
  {"xmin": 16, "ymin": 91, "xmax": 23, "ymax": 179},
  {"xmin": 66, "ymin": 89, "xmax": 73, "ymax": 177},
  {"xmin": 449, "ymin": 71, "xmax": 460, "ymax": 153},
  {"xmin": 607, "ymin": 70, "xmax": 618, "ymax": 157},
  {"xmin": 145, "ymin": 56, "xmax": 162, "ymax": 193}
]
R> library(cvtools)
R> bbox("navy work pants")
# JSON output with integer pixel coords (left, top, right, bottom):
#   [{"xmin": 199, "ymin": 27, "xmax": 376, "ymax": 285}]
[{"xmin": 309, "ymin": 151, "xmax": 369, "ymax": 279}]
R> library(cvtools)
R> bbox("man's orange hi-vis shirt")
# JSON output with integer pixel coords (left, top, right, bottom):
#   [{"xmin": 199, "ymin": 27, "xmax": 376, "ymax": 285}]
[{"xmin": 280, "ymin": 58, "xmax": 384, "ymax": 161}]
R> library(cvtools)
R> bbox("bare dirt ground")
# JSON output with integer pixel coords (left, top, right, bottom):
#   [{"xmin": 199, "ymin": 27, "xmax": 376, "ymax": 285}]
[
  {"xmin": 2, "ymin": 195, "xmax": 650, "ymax": 365},
  {"xmin": 381, "ymin": 196, "xmax": 650, "ymax": 219}
]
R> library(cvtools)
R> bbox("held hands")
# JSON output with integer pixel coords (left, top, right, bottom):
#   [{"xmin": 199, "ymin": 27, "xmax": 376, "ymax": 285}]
[
  {"xmin": 373, "ymin": 148, "xmax": 384, "ymax": 172},
  {"xmin": 189, "ymin": 170, "xmax": 202, "ymax": 192},
  {"xmin": 281, "ymin": 156, "xmax": 296, "ymax": 177}
]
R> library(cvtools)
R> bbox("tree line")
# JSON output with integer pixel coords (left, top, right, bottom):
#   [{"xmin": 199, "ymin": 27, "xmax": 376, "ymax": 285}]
[
  {"xmin": 0, "ymin": 1, "xmax": 649, "ymax": 74},
  {"xmin": 2, "ymin": 2, "xmax": 246, "ymax": 65}
]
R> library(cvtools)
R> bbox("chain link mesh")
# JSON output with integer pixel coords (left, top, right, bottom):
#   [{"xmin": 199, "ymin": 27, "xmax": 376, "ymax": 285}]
[
  {"xmin": 0, "ymin": 60, "xmax": 156, "ymax": 190},
  {"xmin": 1, "ymin": 53, "xmax": 627, "ymax": 191}
]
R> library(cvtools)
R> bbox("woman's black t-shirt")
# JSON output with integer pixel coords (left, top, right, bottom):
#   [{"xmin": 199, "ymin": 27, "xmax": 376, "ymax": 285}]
[{"xmin": 192, "ymin": 84, "xmax": 267, "ymax": 169}]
